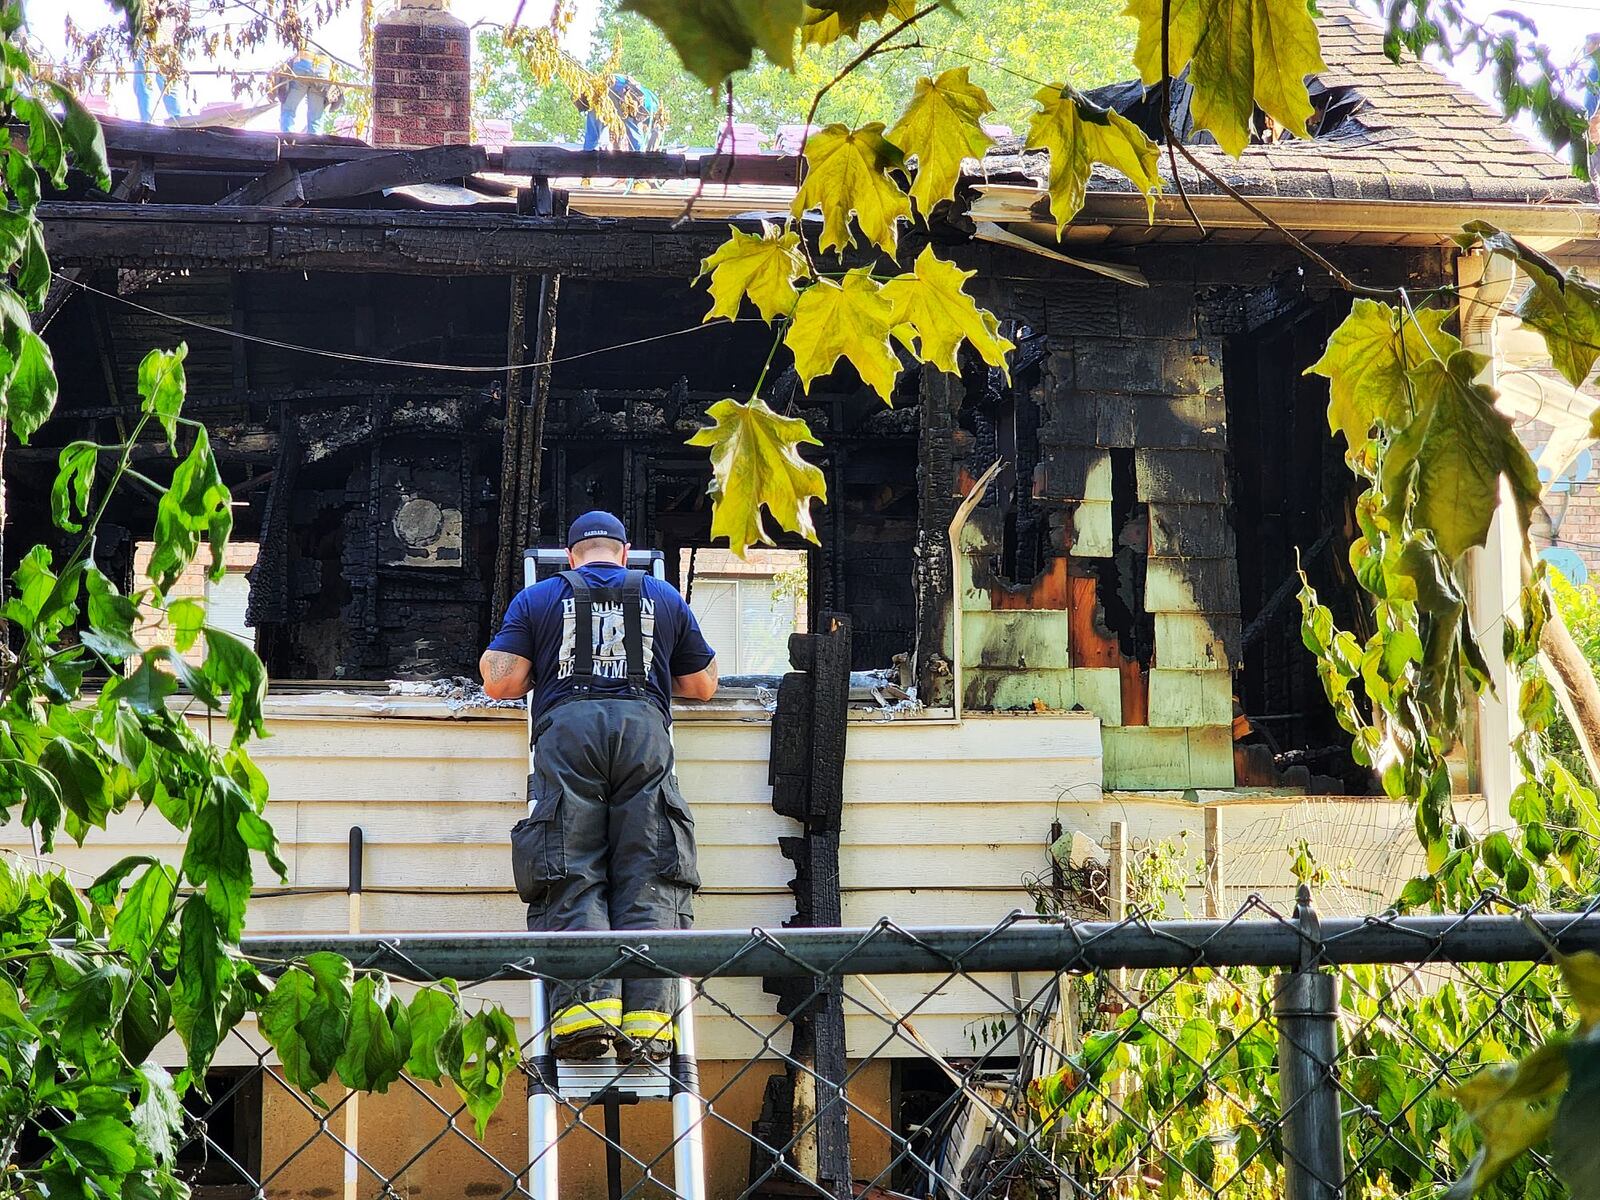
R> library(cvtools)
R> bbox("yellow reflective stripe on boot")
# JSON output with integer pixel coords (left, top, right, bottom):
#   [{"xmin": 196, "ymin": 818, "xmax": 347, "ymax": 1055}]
[
  {"xmin": 551, "ymin": 997, "xmax": 621, "ymax": 1038},
  {"xmin": 620, "ymin": 1009, "xmax": 675, "ymax": 1040}
]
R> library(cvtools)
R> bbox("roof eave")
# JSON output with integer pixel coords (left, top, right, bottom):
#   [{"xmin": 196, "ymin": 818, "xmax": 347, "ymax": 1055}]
[{"xmin": 974, "ymin": 185, "xmax": 1600, "ymax": 244}]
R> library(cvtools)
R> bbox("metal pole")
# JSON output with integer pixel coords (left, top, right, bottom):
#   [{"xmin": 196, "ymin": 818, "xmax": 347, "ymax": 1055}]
[
  {"xmin": 344, "ymin": 827, "xmax": 363, "ymax": 1200},
  {"xmin": 527, "ymin": 978, "xmax": 561, "ymax": 1200},
  {"xmin": 670, "ymin": 977, "xmax": 707, "ymax": 1200},
  {"xmin": 1274, "ymin": 885, "xmax": 1344, "ymax": 1200}
]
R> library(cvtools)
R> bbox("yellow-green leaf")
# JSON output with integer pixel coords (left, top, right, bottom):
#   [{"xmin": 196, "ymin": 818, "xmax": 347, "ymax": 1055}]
[
  {"xmin": 1304, "ymin": 299, "xmax": 1460, "ymax": 454},
  {"xmin": 801, "ymin": 0, "xmax": 920, "ymax": 44},
  {"xmin": 886, "ymin": 67, "xmax": 995, "ymax": 216},
  {"xmin": 620, "ymin": 0, "xmax": 802, "ymax": 86},
  {"xmin": 882, "ymin": 247, "xmax": 1014, "ymax": 377},
  {"xmin": 686, "ymin": 397, "xmax": 828, "ymax": 556},
  {"xmin": 1466, "ymin": 221, "xmax": 1600, "ymax": 391},
  {"xmin": 698, "ymin": 223, "xmax": 809, "ymax": 324},
  {"xmin": 1557, "ymin": 950, "xmax": 1600, "ymax": 1027},
  {"xmin": 792, "ymin": 123, "xmax": 912, "ymax": 256},
  {"xmin": 1126, "ymin": 0, "xmax": 1327, "ymax": 158},
  {"xmin": 1025, "ymin": 85, "xmax": 1161, "ymax": 233},
  {"xmin": 1448, "ymin": 1048, "xmax": 1569, "ymax": 1200},
  {"xmin": 785, "ymin": 269, "xmax": 901, "ymax": 403},
  {"xmin": 1383, "ymin": 348, "xmax": 1542, "ymax": 564}
]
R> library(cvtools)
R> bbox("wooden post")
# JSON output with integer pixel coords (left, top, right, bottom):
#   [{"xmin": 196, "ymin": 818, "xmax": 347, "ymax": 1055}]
[
  {"xmin": 1107, "ymin": 821, "xmax": 1129, "ymax": 1002},
  {"xmin": 1204, "ymin": 806, "xmax": 1225, "ymax": 919},
  {"xmin": 763, "ymin": 615, "xmax": 853, "ymax": 1200},
  {"xmin": 491, "ymin": 274, "xmax": 530, "ymax": 622}
]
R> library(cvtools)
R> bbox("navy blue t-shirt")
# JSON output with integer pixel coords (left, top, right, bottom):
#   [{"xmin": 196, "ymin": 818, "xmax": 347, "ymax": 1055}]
[{"xmin": 488, "ymin": 564, "xmax": 715, "ymax": 723}]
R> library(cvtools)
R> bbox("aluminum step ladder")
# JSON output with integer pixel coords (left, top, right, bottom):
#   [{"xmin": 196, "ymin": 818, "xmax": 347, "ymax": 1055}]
[{"xmin": 521, "ymin": 548, "xmax": 707, "ymax": 1200}]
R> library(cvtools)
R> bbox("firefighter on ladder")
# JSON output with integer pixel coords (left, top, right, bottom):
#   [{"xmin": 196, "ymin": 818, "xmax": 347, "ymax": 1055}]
[{"xmin": 481, "ymin": 512, "xmax": 719, "ymax": 1061}]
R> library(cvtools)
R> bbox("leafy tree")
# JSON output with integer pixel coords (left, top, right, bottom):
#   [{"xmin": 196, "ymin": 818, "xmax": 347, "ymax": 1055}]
[{"xmin": 478, "ymin": 0, "xmax": 1137, "ymax": 149}]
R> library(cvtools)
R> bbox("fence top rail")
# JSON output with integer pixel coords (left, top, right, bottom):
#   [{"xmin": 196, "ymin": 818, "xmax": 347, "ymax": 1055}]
[{"xmin": 232, "ymin": 908, "xmax": 1600, "ymax": 982}]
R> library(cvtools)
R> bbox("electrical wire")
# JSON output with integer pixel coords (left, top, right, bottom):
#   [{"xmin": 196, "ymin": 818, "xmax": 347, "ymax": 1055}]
[{"xmin": 54, "ymin": 271, "xmax": 758, "ymax": 373}]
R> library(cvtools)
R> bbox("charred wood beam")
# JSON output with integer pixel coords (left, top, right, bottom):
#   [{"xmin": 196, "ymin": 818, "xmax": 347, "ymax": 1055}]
[
  {"xmin": 41, "ymin": 203, "xmax": 732, "ymax": 278},
  {"xmin": 493, "ymin": 274, "xmax": 531, "ymax": 622},
  {"xmin": 95, "ymin": 118, "xmax": 384, "ymax": 167},
  {"xmin": 502, "ymin": 145, "xmax": 802, "ymax": 187},
  {"xmin": 221, "ymin": 145, "xmax": 490, "ymax": 209},
  {"xmin": 34, "ymin": 165, "xmax": 147, "ymax": 333}
]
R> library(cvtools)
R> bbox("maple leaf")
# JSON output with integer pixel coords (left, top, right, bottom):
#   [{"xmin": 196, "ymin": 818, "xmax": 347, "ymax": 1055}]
[
  {"xmin": 1305, "ymin": 299, "xmax": 1459, "ymax": 454},
  {"xmin": 791, "ymin": 123, "xmax": 912, "ymax": 256},
  {"xmin": 887, "ymin": 67, "xmax": 996, "ymax": 217},
  {"xmin": 620, "ymin": 0, "xmax": 802, "ymax": 86},
  {"xmin": 785, "ymin": 269, "xmax": 901, "ymax": 404},
  {"xmin": 697, "ymin": 223, "xmax": 809, "ymax": 324},
  {"xmin": 1126, "ymin": 0, "xmax": 1327, "ymax": 158},
  {"xmin": 1025, "ymin": 85, "xmax": 1161, "ymax": 233},
  {"xmin": 1381, "ymin": 348, "xmax": 1541, "ymax": 563},
  {"xmin": 686, "ymin": 397, "xmax": 828, "ymax": 556},
  {"xmin": 882, "ymin": 247, "xmax": 1014, "ymax": 377},
  {"xmin": 1465, "ymin": 221, "xmax": 1600, "ymax": 390},
  {"xmin": 801, "ymin": 0, "xmax": 921, "ymax": 44}
]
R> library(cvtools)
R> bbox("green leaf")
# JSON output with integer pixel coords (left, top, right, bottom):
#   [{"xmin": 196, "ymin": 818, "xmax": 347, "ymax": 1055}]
[
  {"xmin": 698, "ymin": 223, "xmax": 808, "ymax": 325},
  {"xmin": 162, "ymin": 597, "xmax": 203, "ymax": 655},
  {"xmin": 1304, "ymin": 300, "xmax": 1460, "ymax": 453},
  {"xmin": 1466, "ymin": 221, "xmax": 1600, "ymax": 390},
  {"xmin": 784, "ymin": 268, "xmax": 900, "ymax": 403},
  {"xmin": 6, "ymin": 327, "xmax": 58, "ymax": 444},
  {"xmin": 49, "ymin": 1114, "xmax": 140, "ymax": 1194},
  {"xmin": 148, "ymin": 424, "xmax": 231, "ymax": 593},
  {"xmin": 1025, "ymin": 84, "xmax": 1161, "ymax": 232},
  {"xmin": 451, "ymin": 1007, "xmax": 519, "ymax": 1137},
  {"xmin": 336, "ymin": 974, "xmax": 411, "ymax": 1093},
  {"xmin": 183, "ymin": 784, "xmax": 253, "ymax": 941},
  {"xmin": 619, "ymin": 0, "xmax": 801, "ymax": 86},
  {"xmin": 170, "ymin": 899, "xmax": 234, "ymax": 1077},
  {"xmin": 1126, "ymin": 0, "xmax": 1328, "ymax": 158},
  {"xmin": 886, "ymin": 66, "xmax": 995, "ymax": 216},
  {"xmin": 259, "ymin": 956, "xmax": 353, "ymax": 1099},
  {"xmin": 132, "ymin": 1063, "xmax": 184, "ymax": 1165},
  {"xmin": 107, "ymin": 657, "xmax": 180, "ymax": 714},
  {"xmin": 14, "ymin": 96, "xmax": 66, "ymax": 189},
  {"xmin": 686, "ymin": 397, "xmax": 828, "ymax": 557},
  {"xmin": 200, "ymin": 628, "xmax": 269, "ymax": 743},
  {"xmin": 791, "ymin": 123, "xmax": 911, "ymax": 256},
  {"xmin": 882, "ymin": 247, "xmax": 1014, "ymax": 377},
  {"xmin": 17, "ymin": 222, "xmax": 51, "ymax": 312},
  {"xmin": 137, "ymin": 345, "xmax": 188, "ymax": 448},
  {"xmin": 405, "ymin": 985, "xmax": 465, "ymax": 1083},
  {"xmin": 112, "ymin": 864, "xmax": 179, "ymax": 962},
  {"xmin": 51, "ymin": 440, "xmax": 99, "ymax": 533},
  {"xmin": 41, "ymin": 736, "xmax": 110, "ymax": 837},
  {"xmin": 88, "ymin": 855, "xmax": 158, "ymax": 908},
  {"xmin": 1382, "ymin": 348, "xmax": 1542, "ymax": 564},
  {"xmin": 47, "ymin": 82, "xmax": 113, "ymax": 193},
  {"xmin": 87, "ymin": 565, "xmax": 141, "ymax": 645}
]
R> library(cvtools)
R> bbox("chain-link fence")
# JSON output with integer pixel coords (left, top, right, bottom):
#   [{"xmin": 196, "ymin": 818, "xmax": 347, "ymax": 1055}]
[{"xmin": 169, "ymin": 891, "xmax": 1600, "ymax": 1200}]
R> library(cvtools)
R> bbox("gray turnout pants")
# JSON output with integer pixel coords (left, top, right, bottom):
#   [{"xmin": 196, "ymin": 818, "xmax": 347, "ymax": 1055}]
[{"xmin": 512, "ymin": 698, "xmax": 698, "ymax": 1026}]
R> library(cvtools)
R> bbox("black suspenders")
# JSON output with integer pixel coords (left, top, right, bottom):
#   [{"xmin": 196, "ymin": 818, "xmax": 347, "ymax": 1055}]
[{"xmin": 558, "ymin": 569, "xmax": 649, "ymax": 699}]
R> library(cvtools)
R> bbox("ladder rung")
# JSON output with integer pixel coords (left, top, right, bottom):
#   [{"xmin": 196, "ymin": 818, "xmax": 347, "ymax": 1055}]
[{"xmin": 555, "ymin": 1058, "xmax": 675, "ymax": 1102}]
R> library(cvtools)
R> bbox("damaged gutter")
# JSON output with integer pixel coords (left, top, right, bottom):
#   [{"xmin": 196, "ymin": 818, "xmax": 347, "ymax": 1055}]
[{"xmin": 972, "ymin": 186, "xmax": 1600, "ymax": 242}]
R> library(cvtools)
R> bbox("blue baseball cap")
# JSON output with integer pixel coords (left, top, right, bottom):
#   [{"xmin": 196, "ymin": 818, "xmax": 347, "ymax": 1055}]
[{"xmin": 566, "ymin": 510, "xmax": 628, "ymax": 548}]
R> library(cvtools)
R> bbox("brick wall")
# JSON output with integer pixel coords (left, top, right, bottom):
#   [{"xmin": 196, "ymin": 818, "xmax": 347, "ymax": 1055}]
[{"xmin": 371, "ymin": 0, "xmax": 471, "ymax": 148}]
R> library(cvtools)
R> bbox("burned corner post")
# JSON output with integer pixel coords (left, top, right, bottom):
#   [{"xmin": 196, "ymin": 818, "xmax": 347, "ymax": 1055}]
[
  {"xmin": 1275, "ymin": 884, "xmax": 1344, "ymax": 1200},
  {"xmin": 763, "ymin": 613, "xmax": 853, "ymax": 1199}
]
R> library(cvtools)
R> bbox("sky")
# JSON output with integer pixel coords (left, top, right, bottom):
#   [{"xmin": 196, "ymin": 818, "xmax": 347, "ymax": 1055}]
[{"xmin": 28, "ymin": 0, "xmax": 1600, "ymax": 133}]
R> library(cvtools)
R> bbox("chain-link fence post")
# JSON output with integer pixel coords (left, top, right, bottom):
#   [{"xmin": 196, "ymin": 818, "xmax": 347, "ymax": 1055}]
[{"xmin": 1274, "ymin": 884, "xmax": 1344, "ymax": 1200}]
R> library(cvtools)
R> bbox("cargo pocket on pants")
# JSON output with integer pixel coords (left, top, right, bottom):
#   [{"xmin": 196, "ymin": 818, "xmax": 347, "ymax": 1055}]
[
  {"xmin": 511, "ymin": 783, "xmax": 566, "ymax": 903},
  {"xmin": 656, "ymin": 778, "xmax": 701, "ymax": 891}
]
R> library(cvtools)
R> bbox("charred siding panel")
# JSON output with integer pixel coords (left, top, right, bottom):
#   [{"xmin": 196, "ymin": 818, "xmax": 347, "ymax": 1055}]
[{"xmin": 970, "ymin": 280, "xmax": 1238, "ymax": 788}]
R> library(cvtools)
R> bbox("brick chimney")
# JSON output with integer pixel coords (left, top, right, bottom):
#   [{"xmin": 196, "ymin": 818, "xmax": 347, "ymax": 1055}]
[{"xmin": 371, "ymin": 0, "xmax": 471, "ymax": 148}]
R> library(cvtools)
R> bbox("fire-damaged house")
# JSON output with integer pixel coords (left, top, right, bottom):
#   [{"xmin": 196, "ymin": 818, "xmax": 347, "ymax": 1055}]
[{"xmin": 9, "ymin": 0, "xmax": 1600, "ymax": 1195}]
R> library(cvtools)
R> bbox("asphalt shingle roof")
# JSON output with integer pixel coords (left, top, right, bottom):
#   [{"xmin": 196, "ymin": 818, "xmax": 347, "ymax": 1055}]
[{"xmin": 987, "ymin": 0, "xmax": 1595, "ymax": 205}]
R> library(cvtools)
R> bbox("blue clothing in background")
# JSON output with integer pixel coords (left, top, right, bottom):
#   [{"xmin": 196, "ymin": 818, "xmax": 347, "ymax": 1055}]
[
  {"xmin": 133, "ymin": 55, "xmax": 181, "ymax": 123},
  {"xmin": 280, "ymin": 55, "xmax": 332, "ymax": 134},
  {"xmin": 488, "ymin": 563, "xmax": 714, "ymax": 724},
  {"xmin": 582, "ymin": 75, "xmax": 662, "ymax": 152}
]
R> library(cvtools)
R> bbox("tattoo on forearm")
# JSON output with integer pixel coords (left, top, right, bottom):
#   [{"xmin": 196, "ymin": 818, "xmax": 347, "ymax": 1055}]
[{"xmin": 706, "ymin": 658, "xmax": 720, "ymax": 685}]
